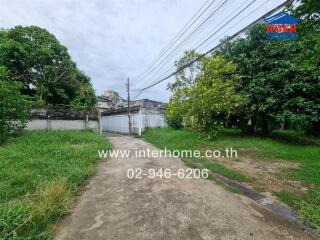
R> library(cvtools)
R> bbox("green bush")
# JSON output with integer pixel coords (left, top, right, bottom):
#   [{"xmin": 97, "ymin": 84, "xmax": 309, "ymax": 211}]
[
  {"xmin": 0, "ymin": 68, "xmax": 31, "ymax": 143},
  {"xmin": 165, "ymin": 98, "xmax": 183, "ymax": 129}
]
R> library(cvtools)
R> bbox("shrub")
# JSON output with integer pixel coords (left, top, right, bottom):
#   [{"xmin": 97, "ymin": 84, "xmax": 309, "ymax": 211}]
[
  {"xmin": 165, "ymin": 97, "xmax": 183, "ymax": 129},
  {"xmin": 0, "ymin": 181, "xmax": 71, "ymax": 239},
  {"xmin": 0, "ymin": 70, "xmax": 31, "ymax": 143}
]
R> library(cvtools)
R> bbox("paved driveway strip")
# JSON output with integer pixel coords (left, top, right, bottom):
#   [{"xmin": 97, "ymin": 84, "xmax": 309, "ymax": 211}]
[{"xmin": 55, "ymin": 133, "xmax": 317, "ymax": 240}]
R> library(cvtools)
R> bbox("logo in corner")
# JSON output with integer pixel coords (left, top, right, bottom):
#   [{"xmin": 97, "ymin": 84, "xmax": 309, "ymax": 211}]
[{"xmin": 264, "ymin": 12, "xmax": 298, "ymax": 40}]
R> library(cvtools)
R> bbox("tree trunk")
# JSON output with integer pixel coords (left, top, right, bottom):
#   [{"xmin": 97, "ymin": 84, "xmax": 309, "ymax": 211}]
[
  {"xmin": 261, "ymin": 116, "xmax": 269, "ymax": 136},
  {"xmin": 306, "ymin": 121, "xmax": 320, "ymax": 136}
]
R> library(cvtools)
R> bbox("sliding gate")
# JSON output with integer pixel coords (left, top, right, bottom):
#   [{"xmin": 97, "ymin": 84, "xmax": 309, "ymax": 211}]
[{"xmin": 100, "ymin": 111, "xmax": 166, "ymax": 135}]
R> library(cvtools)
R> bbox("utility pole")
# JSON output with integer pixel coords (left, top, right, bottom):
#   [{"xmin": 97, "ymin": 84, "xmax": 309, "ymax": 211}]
[{"xmin": 127, "ymin": 77, "xmax": 131, "ymax": 134}]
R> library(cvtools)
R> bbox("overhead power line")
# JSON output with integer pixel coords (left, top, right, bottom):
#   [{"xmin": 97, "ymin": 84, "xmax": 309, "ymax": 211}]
[
  {"xmin": 136, "ymin": 0, "xmax": 233, "ymax": 90},
  {"xmin": 134, "ymin": 0, "xmax": 214, "ymax": 82},
  {"xmin": 136, "ymin": 0, "xmax": 232, "ymax": 86},
  {"xmin": 198, "ymin": 0, "xmax": 271, "ymax": 52},
  {"xmin": 133, "ymin": 0, "xmax": 292, "ymax": 100},
  {"xmin": 136, "ymin": 0, "xmax": 230, "ymax": 85},
  {"xmin": 139, "ymin": 0, "xmax": 253, "ymax": 90},
  {"xmin": 194, "ymin": 0, "xmax": 257, "ymax": 50},
  {"xmin": 134, "ymin": 0, "xmax": 256, "ymax": 95}
]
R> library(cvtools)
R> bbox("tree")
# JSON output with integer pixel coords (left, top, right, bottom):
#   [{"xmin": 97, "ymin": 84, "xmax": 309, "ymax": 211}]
[
  {"xmin": 70, "ymin": 82, "xmax": 97, "ymax": 111},
  {"xmin": 219, "ymin": 24, "xmax": 320, "ymax": 135},
  {"xmin": 290, "ymin": 0, "xmax": 320, "ymax": 135},
  {"xmin": 165, "ymin": 95, "xmax": 184, "ymax": 129},
  {"xmin": 168, "ymin": 50, "xmax": 202, "ymax": 94},
  {"xmin": 167, "ymin": 1, "xmax": 319, "ymax": 136},
  {"xmin": 166, "ymin": 50, "xmax": 203, "ymax": 129},
  {"xmin": 190, "ymin": 56, "xmax": 244, "ymax": 137},
  {"xmin": 0, "ymin": 26, "xmax": 96, "ymax": 107},
  {"xmin": 166, "ymin": 55, "xmax": 244, "ymax": 137},
  {"xmin": 0, "ymin": 66, "xmax": 31, "ymax": 143}
]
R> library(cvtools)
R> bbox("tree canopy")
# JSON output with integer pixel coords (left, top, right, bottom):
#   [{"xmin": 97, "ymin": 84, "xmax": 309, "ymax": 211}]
[
  {"xmin": 166, "ymin": 54, "xmax": 244, "ymax": 137},
  {"xmin": 0, "ymin": 25, "xmax": 96, "ymax": 107},
  {"xmin": 219, "ymin": 23, "xmax": 319, "ymax": 135},
  {"xmin": 0, "ymin": 25, "xmax": 97, "ymax": 143},
  {"xmin": 167, "ymin": 0, "xmax": 320, "ymax": 136}
]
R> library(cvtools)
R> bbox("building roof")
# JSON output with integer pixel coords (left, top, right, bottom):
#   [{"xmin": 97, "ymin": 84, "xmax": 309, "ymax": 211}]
[
  {"xmin": 101, "ymin": 105, "xmax": 141, "ymax": 116},
  {"xmin": 97, "ymin": 96, "xmax": 112, "ymax": 102}
]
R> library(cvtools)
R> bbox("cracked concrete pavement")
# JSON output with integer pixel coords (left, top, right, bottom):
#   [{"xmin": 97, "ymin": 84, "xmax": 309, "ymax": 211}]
[{"xmin": 55, "ymin": 133, "xmax": 317, "ymax": 240}]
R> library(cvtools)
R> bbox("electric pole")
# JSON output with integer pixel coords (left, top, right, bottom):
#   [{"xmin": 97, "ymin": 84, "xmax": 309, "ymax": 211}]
[{"xmin": 127, "ymin": 77, "xmax": 131, "ymax": 134}]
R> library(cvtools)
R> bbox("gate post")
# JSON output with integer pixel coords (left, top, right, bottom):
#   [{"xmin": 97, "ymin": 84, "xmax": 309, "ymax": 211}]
[
  {"xmin": 98, "ymin": 112, "xmax": 102, "ymax": 135},
  {"xmin": 139, "ymin": 108, "xmax": 145, "ymax": 136}
]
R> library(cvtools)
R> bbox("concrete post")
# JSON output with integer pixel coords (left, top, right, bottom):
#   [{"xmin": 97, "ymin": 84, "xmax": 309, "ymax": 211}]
[
  {"xmin": 85, "ymin": 113, "xmax": 89, "ymax": 130},
  {"xmin": 98, "ymin": 112, "xmax": 102, "ymax": 135},
  {"xmin": 47, "ymin": 114, "xmax": 51, "ymax": 131}
]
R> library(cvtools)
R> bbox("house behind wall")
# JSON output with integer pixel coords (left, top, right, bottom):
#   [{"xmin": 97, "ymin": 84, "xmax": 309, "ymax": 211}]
[
  {"xmin": 26, "ymin": 90, "xmax": 167, "ymax": 134},
  {"xmin": 96, "ymin": 90, "xmax": 167, "ymax": 112}
]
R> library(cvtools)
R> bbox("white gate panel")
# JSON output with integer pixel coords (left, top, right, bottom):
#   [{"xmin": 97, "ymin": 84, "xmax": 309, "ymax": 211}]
[
  {"xmin": 101, "ymin": 114, "xmax": 129, "ymax": 134},
  {"xmin": 145, "ymin": 114, "xmax": 167, "ymax": 128},
  {"xmin": 101, "ymin": 111, "xmax": 167, "ymax": 135},
  {"xmin": 131, "ymin": 113, "xmax": 143, "ymax": 135}
]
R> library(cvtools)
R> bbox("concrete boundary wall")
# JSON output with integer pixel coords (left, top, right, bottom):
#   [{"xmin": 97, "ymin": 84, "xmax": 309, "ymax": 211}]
[
  {"xmin": 26, "ymin": 107, "xmax": 166, "ymax": 134},
  {"xmin": 26, "ymin": 119, "xmax": 99, "ymax": 131},
  {"xmin": 26, "ymin": 107, "xmax": 99, "ymax": 131}
]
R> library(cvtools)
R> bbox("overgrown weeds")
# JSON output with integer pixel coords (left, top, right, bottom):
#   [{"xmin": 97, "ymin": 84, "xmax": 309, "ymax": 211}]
[{"xmin": 0, "ymin": 130, "xmax": 111, "ymax": 239}]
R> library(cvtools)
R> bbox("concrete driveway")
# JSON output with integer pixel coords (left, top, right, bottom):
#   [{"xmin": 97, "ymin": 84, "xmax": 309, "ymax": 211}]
[{"xmin": 55, "ymin": 134, "xmax": 317, "ymax": 240}]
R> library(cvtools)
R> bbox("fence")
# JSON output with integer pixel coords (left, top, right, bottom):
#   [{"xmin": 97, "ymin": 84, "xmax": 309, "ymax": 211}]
[
  {"xmin": 26, "ymin": 107, "xmax": 166, "ymax": 134},
  {"xmin": 26, "ymin": 107, "xmax": 99, "ymax": 131},
  {"xmin": 26, "ymin": 119, "xmax": 99, "ymax": 131}
]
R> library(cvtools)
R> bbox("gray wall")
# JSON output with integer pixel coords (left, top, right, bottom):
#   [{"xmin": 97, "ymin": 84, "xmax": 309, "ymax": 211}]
[
  {"xmin": 26, "ymin": 107, "xmax": 99, "ymax": 131},
  {"xmin": 26, "ymin": 119, "xmax": 99, "ymax": 131}
]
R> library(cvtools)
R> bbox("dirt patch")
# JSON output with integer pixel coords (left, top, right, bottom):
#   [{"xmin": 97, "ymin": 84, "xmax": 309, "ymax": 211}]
[{"xmin": 215, "ymin": 155, "xmax": 306, "ymax": 195}]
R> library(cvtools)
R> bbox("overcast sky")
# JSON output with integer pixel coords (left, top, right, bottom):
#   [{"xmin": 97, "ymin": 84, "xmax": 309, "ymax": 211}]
[{"xmin": 0, "ymin": 0, "xmax": 285, "ymax": 102}]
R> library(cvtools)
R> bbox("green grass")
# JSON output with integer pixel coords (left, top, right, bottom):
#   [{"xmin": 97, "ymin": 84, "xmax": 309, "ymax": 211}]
[
  {"xmin": 142, "ymin": 128, "xmax": 249, "ymax": 183},
  {"xmin": 142, "ymin": 128, "xmax": 320, "ymax": 229},
  {"xmin": 183, "ymin": 157, "xmax": 249, "ymax": 182},
  {"xmin": 272, "ymin": 130, "xmax": 320, "ymax": 146},
  {"xmin": 0, "ymin": 130, "xmax": 111, "ymax": 239}
]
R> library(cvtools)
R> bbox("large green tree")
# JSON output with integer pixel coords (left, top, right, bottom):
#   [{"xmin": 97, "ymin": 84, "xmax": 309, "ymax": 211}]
[
  {"xmin": 166, "ymin": 50, "xmax": 203, "ymax": 129},
  {"xmin": 190, "ymin": 55, "xmax": 244, "ymax": 137},
  {"xmin": 0, "ymin": 26, "xmax": 96, "ymax": 108},
  {"xmin": 166, "ymin": 54, "xmax": 244, "ymax": 137},
  {"xmin": 219, "ymin": 22, "xmax": 319, "ymax": 135},
  {"xmin": 290, "ymin": 0, "xmax": 320, "ymax": 134}
]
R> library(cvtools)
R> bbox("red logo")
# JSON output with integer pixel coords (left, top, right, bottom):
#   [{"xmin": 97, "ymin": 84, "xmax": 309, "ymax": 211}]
[{"xmin": 266, "ymin": 24, "xmax": 297, "ymax": 33}]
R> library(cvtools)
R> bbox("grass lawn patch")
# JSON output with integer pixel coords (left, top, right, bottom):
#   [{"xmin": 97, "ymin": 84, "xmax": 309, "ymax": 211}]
[
  {"xmin": 142, "ymin": 128, "xmax": 252, "ymax": 183},
  {"xmin": 183, "ymin": 157, "xmax": 249, "ymax": 183},
  {"xmin": 142, "ymin": 128, "xmax": 320, "ymax": 230},
  {"xmin": 0, "ymin": 130, "xmax": 111, "ymax": 239}
]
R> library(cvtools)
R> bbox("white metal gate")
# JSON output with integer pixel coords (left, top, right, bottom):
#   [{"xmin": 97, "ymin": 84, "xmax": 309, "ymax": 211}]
[
  {"xmin": 100, "ymin": 111, "xmax": 166, "ymax": 135},
  {"xmin": 101, "ymin": 114, "xmax": 129, "ymax": 134}
]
